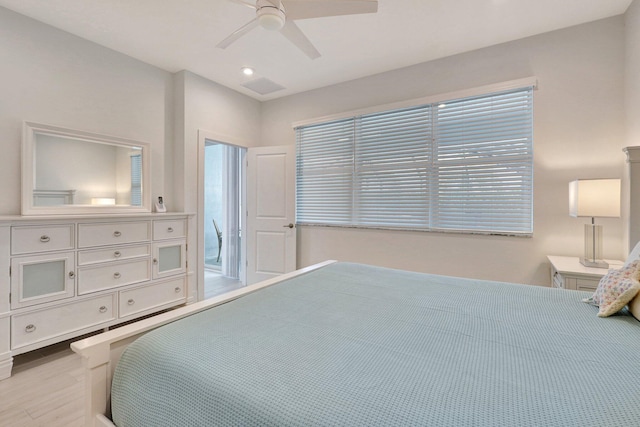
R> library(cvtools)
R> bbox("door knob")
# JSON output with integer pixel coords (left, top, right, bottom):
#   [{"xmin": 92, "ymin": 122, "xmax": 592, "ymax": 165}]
[{"xmin": 283, "ymin": 223, "xmax": 294, "ymax": 229}]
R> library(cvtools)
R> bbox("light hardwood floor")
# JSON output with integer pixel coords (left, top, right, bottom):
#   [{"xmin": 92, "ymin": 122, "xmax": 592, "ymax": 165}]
[
  {"xmin": 204, "ymin": 269, "xmax": 243, "ymax": 299},
  {"xmin": 0, "ymin": 273, "xmax": 243, "ymax": 427},
  {"xmin": 0, "ymin": 340, "xmax": 84, "ymax": 427}
]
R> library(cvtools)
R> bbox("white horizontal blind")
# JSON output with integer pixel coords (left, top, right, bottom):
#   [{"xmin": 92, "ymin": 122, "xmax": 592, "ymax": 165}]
[
  {"xmin": 296, "ymin": 118, "xmax": 354, "ymax": 224},
  {"xmin": 433, "ymin": 89, "xmax": 533, "ymax": 233},
  {"xmin": 130, "ymin": 153, "xmax": 142, "ymax": 206},
  {"xmin": 355, "ymin": 106, "xmax": 431, "ymax": 228},
  {"xmin": 296, "ymin": 86, "xmax": 533, "ymax": 235}
]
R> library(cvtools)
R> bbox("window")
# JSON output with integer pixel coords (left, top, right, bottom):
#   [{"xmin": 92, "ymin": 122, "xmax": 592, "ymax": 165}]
[
  {"xmin": 130, "ymin": 153, "xmax": 142, "ymax": 206},
  {"xmin": 296, "ymin": 86, "xmax": 534, "ymax": 235}
]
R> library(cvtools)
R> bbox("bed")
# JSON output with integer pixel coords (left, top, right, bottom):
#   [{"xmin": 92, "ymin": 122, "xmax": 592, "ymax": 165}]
[{"xmin": 71, "ymin": 260, "xmax": 640, "ymax": 427}]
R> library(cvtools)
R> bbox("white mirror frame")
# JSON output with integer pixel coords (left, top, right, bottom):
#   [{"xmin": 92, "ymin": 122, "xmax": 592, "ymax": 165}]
[{"xmin": 22, "ymin": 121, "xmax": 152, "ymax": 215}]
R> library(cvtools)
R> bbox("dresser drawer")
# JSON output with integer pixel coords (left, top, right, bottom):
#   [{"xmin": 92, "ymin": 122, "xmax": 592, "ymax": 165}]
[
  {"xmin": 78, "ymin": 244, "xmax": 151, "ymax": 266},
  {"xmin": 153, "ymin": 219, "xmax": 186, "ymax": 240},
  {"xmin": 78, "ymin": 258, "xmax": 151, "ymax": 295},
  {"xmin": 11, "ymin": 224, "xmax": 74, "ymax": 255},
  {"xmin": 119, "ymin": 277, "xmax": 186, "ymax": 318},
  {"xmin": 78, "ymin": 221, "xmax": 151, "ymax": 248},
  {"xmin": 11, "ymin": 294, "xmax": 116, "ymax": 349}
]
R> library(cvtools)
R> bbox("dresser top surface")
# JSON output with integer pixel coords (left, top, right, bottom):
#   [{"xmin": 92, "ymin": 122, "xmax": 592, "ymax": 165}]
[{"xmin": 0, "ymin": 212, "xmax": 194, "ymax": 224}]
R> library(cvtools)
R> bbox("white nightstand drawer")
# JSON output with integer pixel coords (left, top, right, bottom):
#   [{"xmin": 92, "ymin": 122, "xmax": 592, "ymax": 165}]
[
  {"xmin": 78, "ymin": 244, "xmax": 151, "ymax": 266},
  {"xmin": 11, "ymin": 294, "xmax": 116, "ymax": 349},
  {"xmin": 78, "ymin": 221, "xmax": 151, "ymax": 248},
  {"xmin": 575, "ymin": 278, "xmax": 600, "ymax": 292},
  {"xmin": 119, "ymin": 277, "xmax": 186, "ymax": 318},
  {"xmin": 153, "ymin": 219, "xmax": 187, "ymax": 240},
  {"xmin": 11, "ymin": 224, "xmax": 74, "ymax": 255},
  {"xmin": 78, "ymin": 258, "xmax": 151, "ymax": 295}
]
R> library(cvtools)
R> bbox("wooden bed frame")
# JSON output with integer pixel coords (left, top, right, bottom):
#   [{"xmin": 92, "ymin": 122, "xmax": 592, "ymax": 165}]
[
  {"xmin": 71, "ymin": 260, "xmax": 337, "ymax": 427},
  {"xmin": 71, "ymin": 259, "xmax": 640, "ymax": 427}
]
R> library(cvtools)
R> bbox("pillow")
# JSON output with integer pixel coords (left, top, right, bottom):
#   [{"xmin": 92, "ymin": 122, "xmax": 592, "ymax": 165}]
[
  {"xmin": 596, "ymin": 278, "xmax": 640, "ymax": 317},
  {"xmin": 624, "ymin": 241, "xmax": 640, "ymax": 268},
  {"xmin": 583, "ymin": 260, "xmax": 640, "ymax": 317}
]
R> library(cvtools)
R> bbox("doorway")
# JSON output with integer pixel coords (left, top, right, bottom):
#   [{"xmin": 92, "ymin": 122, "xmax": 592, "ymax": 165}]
[{"xmin": 203, "ymin": 140, "xmax": 246, "ymax": 298}]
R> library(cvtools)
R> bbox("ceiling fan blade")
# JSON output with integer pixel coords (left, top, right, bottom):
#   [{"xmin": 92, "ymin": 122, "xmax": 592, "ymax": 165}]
[
  {"xmin": 280, "ymin": 20, "xmax": 321, "ymax": 59},
  {"xmin": 216, "ymin": 18, "xmax": 261, "ymax": 49},
  {"xmin": 228, "ymin": 0, "xmax": 257, "ymax": 9},
  {"xmin": 283, "ymin": 0, "xmax": 377, "ymax": 20}
]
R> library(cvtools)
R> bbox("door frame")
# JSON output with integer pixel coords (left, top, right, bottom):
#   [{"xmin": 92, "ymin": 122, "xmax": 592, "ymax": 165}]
[{"xmin": 197, "ymin": 130, "xmax": 249, "ymax": 301}]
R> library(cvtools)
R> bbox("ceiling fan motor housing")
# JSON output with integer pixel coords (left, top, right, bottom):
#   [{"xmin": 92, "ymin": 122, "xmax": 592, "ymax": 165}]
[{"xmin": 256, "ymin": 0, "xmax": 286, "ymax": 30}]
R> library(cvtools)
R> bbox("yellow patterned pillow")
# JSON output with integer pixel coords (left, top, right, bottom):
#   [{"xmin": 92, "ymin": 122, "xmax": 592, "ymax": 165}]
[{"xmin": 583, "ymin": 260, "xmax": 640, "ymax": 317}]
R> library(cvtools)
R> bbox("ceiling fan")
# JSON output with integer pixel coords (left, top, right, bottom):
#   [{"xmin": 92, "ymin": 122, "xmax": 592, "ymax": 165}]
[{"xmin": 217, "ymin": 0, "xmax": 378, "ymax": 59}]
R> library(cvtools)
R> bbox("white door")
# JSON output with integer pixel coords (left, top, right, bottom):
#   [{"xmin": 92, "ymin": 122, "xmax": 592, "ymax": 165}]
[{"xmin": 246, "ymin": 145, "xmax": 296, "ymax": 284}]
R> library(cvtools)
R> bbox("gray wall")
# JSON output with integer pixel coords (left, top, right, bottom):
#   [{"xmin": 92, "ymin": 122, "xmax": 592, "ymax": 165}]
[
  {"xmin": 0, "ymin": 7, "xmax": 174, "ymax": 214},
  {"xmin": 172, "ymin": 70, "xmax": 262, "ymax": 214},
  {"xmin": 0, "ymin": 8, "xmax": 262, "ymax": 217},
  {"xmin": 261, "ymin": 17, "xmax": 628, "ymax": 286}
]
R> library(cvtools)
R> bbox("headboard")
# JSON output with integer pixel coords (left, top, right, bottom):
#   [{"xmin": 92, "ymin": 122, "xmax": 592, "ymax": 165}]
[{"xmin": 629, "ymin": 297, "xmax": 640, "ymax": 321}]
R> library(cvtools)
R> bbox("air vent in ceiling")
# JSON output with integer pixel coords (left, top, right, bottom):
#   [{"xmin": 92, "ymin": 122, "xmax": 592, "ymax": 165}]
[{"xmin": 241, "ymin": 77, "xmax": 286, "ymax": 95}]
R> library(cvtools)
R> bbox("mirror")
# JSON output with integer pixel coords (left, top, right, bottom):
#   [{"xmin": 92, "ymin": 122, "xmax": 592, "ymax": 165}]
[{"xmin": 22, "ymin": 122, "xmax": 151, "ymax": 215}]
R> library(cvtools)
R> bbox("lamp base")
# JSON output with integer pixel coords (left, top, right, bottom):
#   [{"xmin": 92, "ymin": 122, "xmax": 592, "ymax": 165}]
[
  {"xmin": 579, "ymin": 257, "xmax": 609, "ymax": 269},
  {"xmin": 582, "ymin": 223, "xmax": 607, "ymax": 268}
]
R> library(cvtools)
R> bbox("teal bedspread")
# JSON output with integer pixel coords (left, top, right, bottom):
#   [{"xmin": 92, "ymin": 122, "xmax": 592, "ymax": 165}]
[{"xmin": 111, "ymin": 262, "xmax": 640, "ymax": 426}]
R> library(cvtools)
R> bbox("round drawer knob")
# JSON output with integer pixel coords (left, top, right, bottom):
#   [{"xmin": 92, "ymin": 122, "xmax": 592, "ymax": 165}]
[
  {"xmin": 153, "ymin": 258, "xmax": 158, "ymax": 265},
  {"xmin": 25, "ymin": 324, "xmax": 36, "ymax": 333},
  {"xmin": 40, "ymin": 235, "xmax": 50, "ymax": 243},
  {"xmin": 113, "ymin": 231, "xmax": 122, "ymax": 237},
  {"xmin": 114, "ymin": 272, "xmax": 121, "ymax": 279},
  {"xmin": 114, "ymin": 251, "xmax": 122, "ymax": 258},
  {"xmin": 69, "ymin": 271, "xmax": 75, "ymax": 279},
  {"xmin": 174, "ymin": 287, "xmax": 181, "ymax": 293},
  {"xmin": 128, "ymin": 299, "xmax": 135, "ymax": 305},
  {"xmin": 99, "ymin": 306, "xmax": 108, "ymax": 313},
  {"xmin": 167, "ymin": 227, "xmax": 174, "ymax": 233}
]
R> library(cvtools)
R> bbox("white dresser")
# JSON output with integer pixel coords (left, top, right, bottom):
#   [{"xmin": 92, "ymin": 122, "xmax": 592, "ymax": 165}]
[{"xmin": 0, "ymin": 213, "xmax": 193, "ymax": 379}]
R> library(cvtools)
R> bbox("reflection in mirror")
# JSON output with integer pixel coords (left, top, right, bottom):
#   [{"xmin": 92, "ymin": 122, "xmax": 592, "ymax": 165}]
[
  {"xmin": 34, "ymin": 134, "xmax": 142, "ymax": 207},
  {"xmin": 22, "ymin": 122, "xmax": 151, "ymax": 215}
]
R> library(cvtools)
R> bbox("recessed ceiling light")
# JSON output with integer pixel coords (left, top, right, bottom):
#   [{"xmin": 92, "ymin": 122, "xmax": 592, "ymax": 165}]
[{"xmin": 241, "ymin": 67, "xmax": 254, "ymax": 76}]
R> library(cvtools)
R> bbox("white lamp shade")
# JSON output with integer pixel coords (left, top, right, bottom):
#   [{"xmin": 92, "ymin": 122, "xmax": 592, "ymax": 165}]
[{"xmin": 569, "ymin": 179, "xmax": 621, "ymax": 218}]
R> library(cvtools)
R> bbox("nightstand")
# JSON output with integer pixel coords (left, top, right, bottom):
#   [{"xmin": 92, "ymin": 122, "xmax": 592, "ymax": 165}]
[{"xmin": 547, "ymin": 256, "xmax": 624, "ymax": 292}]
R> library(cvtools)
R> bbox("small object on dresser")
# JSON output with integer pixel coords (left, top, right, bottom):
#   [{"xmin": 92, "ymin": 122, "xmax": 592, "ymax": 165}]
[{"xmin": 154, "ymin": 196, "xmax": 166, "ymax": 213}]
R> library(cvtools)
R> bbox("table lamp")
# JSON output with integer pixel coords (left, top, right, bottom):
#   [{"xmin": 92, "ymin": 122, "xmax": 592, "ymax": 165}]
[{"xmin": 569, "ymin": 178, "xmax": 621, "ymax": 268}]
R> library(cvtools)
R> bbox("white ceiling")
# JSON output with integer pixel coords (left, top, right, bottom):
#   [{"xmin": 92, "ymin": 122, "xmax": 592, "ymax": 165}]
[{"xmin": 0, "ymin": 0, "xmax": 633, "ymax": 101}]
